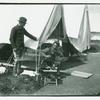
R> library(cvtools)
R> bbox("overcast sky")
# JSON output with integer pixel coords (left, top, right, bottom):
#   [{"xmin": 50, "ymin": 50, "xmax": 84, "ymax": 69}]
[{"xmin": 0, "ymin": 4, "xmax": 100, "ymax": 43}]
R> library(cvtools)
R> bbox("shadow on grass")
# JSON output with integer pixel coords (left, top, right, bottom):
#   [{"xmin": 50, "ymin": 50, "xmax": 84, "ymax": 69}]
[
  {"xmin": 59, "ymin": 40, "xmax": 100, "ymax": 71},
  {"xmin": 60, "ymin": 56, "xmax": 86, "ymax": 70},
  {"xmin": 84, "ymin": 45, "xmax": 100, "ymax": 53},
  {"xmin": 87, "ymin": 40, "xmax": 100, "ymax": 53}
]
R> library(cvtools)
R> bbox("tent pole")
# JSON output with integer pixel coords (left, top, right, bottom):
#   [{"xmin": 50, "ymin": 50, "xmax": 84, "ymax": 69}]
[
  {"xmin": 35, "ymin": 43, "xmax": 41, "ymax": 81},
  {"xmin": 36, "ymin": 49, "xmax": 37, "ymax": 73},
  {"xmin": 35, "ymin": 49, "xmax": 38, "ymax": 81},
  {"xmin": 35, "ymin": 42, "xmax": 41, "ymax": 81}
]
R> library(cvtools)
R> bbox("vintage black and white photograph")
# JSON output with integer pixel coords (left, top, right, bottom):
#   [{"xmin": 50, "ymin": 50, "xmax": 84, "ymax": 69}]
[{"xmin": 0, "ymin": 3, "xmax": 100, "ymax": 96}]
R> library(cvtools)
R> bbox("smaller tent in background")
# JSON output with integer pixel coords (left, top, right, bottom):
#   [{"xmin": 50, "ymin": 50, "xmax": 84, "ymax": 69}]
[
  {"xmin": 78, "ymin": 6, "xmax": 91, "ymax": 52},
  {"xmin": 69, "ymin": 5, "xmax": 91, "ymax": 52}
]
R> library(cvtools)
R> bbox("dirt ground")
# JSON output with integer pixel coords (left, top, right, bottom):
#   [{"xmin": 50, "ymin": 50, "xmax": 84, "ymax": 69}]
[{"xmin": 0, "ymin": 40, "xmax": 100, "ymax": 96}]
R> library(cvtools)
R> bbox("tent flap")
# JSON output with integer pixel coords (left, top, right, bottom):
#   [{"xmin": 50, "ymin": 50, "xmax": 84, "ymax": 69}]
[
  {"xmin": 39, "ymin": 5, "xmax": 66, "ymax": 46},
  {"xmin": 68, "ymin": 6, "xmax": 91, "ymax": 52}
]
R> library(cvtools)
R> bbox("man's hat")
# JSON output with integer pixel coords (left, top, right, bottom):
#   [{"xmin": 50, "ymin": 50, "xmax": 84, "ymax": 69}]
[{"xmin": 19, "ymin": 17, "xmax": 27, "ymax": 23}]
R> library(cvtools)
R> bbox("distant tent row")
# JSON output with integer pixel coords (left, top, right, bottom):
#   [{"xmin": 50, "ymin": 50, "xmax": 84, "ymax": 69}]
[{"xmin": 25, "ymin": 5, "xmax": 91, "ymax": 55}]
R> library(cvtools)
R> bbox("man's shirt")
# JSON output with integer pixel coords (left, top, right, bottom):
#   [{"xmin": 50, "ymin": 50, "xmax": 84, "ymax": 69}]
[{"xmin": 9, "ymin": 25, "xmax": 37, "ymax": 49}]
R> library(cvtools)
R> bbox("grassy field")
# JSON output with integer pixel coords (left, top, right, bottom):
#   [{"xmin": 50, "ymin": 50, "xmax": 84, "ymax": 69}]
[{"xmin": 0, "ymin": 68, "xmax": 42, "ymax": 96}]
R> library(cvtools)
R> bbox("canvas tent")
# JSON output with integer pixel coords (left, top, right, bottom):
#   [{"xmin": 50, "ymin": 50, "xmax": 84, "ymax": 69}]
[
  {"xmin": 25, "ymin": 5, "xmax": 91, "ymax": 54},
  {"xmin": 67, "ymin": 5, "xmax": 91, "ymax": 52},
  {"xmin": 26, "ymin": 5, "xmax": 91, "ymax": 73}
]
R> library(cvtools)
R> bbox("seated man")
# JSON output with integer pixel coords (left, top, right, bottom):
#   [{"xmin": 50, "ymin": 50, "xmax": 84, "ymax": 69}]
[{"xmin": 40, "ymin": 41, "xmax": 64, "ymax": 70}]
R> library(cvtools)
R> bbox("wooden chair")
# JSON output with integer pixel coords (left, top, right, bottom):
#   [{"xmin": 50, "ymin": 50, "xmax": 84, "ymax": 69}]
[{"xmin": 40, "ymin": 60, "xmax": 61, "ymax": 86}]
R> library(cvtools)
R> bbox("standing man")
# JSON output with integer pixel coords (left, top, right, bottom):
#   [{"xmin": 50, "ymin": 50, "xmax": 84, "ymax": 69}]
[{"xmin": 9, "ymin": 17, "xmax": 37, "ymax": 76}]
